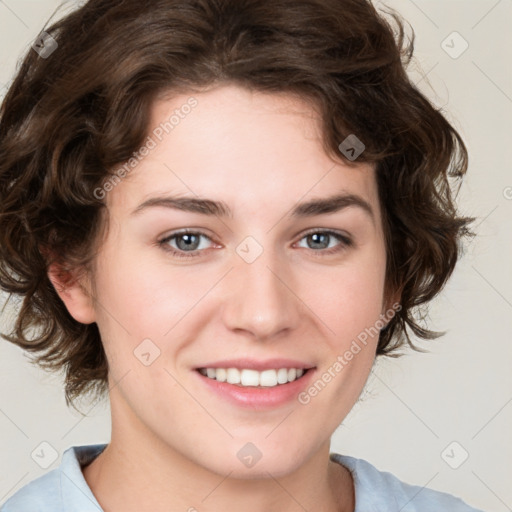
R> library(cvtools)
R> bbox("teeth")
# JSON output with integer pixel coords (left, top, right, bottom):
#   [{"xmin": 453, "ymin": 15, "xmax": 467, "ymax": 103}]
[
  {"xmin": 226, "ymin": 368, "xmax": 240, "ymax": 384},
  {"xmin": 198, "ymin": 367, "xmax": 308, "ymax": 387},
  {"xmin": 260, "ymin": 369, "xmax": 277, "ymax": 387},
  {"xmin": 216, "ymin": 368, "xmax": 227, "ymax": 382},
  {"xmin": 241, "ymin": 369, "xmax": 259, "ymax": 386},
  {"xmin": 277, "ymin": 368, "xmax": 288, "ymax": 384}
]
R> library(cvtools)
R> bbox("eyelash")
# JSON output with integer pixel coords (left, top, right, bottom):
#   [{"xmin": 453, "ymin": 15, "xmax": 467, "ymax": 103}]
[{"xmin": 157, "ymin": 229, "xmax": 353, "ymax": 259}]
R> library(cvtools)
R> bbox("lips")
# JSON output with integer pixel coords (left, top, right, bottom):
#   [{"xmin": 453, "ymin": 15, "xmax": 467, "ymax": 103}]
[
  {"xmin": 194, "ymin": 358, "xmax": 315, "ymax": 372},
  {"xmin": 193, "ymin": 358, "xmax": 317, "ymax": 408},
  {"xmin": 195, "ymin": 358, "xmax": 315, "ymax": 387}
]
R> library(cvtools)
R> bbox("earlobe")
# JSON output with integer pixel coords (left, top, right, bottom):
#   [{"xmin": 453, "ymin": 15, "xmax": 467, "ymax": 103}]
[{"xmin": 47, "ymin": 263, "xmax": 96, "ymax": 325}]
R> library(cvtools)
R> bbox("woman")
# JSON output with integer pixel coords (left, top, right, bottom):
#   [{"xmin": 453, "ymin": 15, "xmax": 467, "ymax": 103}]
[{"xmin": 0, "ymin": 0, "xmax": 482, "ymax": 510}]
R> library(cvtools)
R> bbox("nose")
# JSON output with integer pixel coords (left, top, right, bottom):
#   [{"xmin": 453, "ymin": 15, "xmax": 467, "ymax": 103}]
[{"xmin": 221, "ymin": 245, "xmax": 302, "ymax": 341}]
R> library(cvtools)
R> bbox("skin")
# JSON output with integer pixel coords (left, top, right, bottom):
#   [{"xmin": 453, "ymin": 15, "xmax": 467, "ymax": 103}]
[{"xmin": 50, "ymin": 84, "xmax": 396, "ymax": 512}]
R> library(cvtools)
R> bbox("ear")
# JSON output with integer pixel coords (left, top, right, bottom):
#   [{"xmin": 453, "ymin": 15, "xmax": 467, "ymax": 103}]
[{"xmin": 47, "ymin": 262, "xmax": 96, "ymax": 325}]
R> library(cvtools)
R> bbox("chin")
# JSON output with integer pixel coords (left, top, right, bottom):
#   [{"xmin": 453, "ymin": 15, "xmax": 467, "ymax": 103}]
[
  {"xmin": 216, "ymin": 459, "xmax": 301, "ymax": 480},
  {"xmin": 203, "ymin": 443, "xmax": 307, "ymax": 480}
]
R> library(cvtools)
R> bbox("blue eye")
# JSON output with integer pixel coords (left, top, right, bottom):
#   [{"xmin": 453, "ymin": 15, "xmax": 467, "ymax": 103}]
[
  {"xmin": 297, "ymin": 230, "xmax": 353, "ymax": 255},
  {"xmin": 158, "ymin": 229, "xmax": 352, "ymax": 259},
  {"xmin": 158, "ymin": 230, "xmax": 213, "ymax": 258}
]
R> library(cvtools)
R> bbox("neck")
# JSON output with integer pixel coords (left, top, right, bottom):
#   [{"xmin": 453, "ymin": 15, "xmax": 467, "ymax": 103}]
[{"xmin": 82, "ymin": 434, "xmax": 354, "ymax": 512}]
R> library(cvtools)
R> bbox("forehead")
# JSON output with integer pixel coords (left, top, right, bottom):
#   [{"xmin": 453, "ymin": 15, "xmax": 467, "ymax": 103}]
[{"xmin": 107, "ymin": 84, "xmax": 380, "ymax": 221}]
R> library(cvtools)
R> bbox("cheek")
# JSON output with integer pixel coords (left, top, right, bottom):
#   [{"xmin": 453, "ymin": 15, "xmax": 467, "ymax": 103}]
[
  {"xmin": 300, "ymin": 265, "xmax": 384, "ymax": 413},
  {"xmin": 92, "ymin": 242, "xmax": 174, "ymax": 327},
  {"xmin": 306, "ymin": 255, "xmax": 386, "ymax": 344},
  {"xmin": 88, "ymin": 244, "xmax": 163, "ymax": 356},
  {"xmin": 90, "ymin": 245, "xmax": 211, "ymax": 366}
]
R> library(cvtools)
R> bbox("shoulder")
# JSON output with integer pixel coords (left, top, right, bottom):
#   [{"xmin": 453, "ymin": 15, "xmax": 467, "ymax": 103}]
[
  {"xmin": 0, "ymin": 444, "xmax": 107, "ymax": 512},
  {"xmin": 331, "ymin": 453, "xmax": 486, "ymax": 512},
  {"xmin": 0, "ymin": 466, "xmax": 61, "ymax": 512}
]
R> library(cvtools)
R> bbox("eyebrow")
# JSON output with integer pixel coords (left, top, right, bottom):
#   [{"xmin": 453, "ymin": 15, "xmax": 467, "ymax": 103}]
[{"xmin": 131, "ymin": 193, "xmax": 375, "ymax": 223}]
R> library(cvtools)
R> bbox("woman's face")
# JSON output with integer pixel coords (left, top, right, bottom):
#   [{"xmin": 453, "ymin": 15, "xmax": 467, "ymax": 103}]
[{"xmin": 80, "ymin": 84, "xmax": 392, "ymax": 477}]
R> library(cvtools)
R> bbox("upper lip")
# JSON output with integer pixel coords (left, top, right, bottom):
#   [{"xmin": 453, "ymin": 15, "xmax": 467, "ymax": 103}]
[{"xmin": 195, "ymin": 358, "xmax": 316, "ymax": 371}]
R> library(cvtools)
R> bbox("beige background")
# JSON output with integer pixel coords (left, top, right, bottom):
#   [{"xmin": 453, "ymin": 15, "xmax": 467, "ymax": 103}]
[{"xmin": 0, "ymin": 1, "xmax": 511, "ymax": 510}]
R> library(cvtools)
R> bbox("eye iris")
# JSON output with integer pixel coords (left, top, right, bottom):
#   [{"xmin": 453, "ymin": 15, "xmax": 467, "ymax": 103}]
[
  {"xmin": 176, "ymin": 234, "xmax": 200, "ymax": 251},
  {"xmin": 169, "ymin": 232, "xmax": 339, "ymax": 253},
  {"xmin": 308, "ymin": 233, "xmax": 329, "ymax": 249}
]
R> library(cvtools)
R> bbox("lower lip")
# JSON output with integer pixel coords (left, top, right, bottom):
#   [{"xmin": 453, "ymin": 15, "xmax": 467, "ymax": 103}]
[{"xmin": 194, "ymin": 369, "xmax": 316, "ymax": 409}]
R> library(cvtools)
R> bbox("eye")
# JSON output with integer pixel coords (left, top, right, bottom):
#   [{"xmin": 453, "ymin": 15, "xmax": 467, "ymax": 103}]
[
  {"xmin": 295, "ymin": 229, "xmax": 353, "ymax": 255},
  {"xmin": 158, "ymin": 230, "xmax": 214, "ymax": 258},
  {"xmin": 158, "ymin": 228, "xmax": 353, "ymax": 259}
]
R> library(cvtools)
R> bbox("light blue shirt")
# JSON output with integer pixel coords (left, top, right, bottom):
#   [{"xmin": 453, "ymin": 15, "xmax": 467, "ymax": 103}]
[{"xmin": 1, "ymin": 444, "xmax": 485, "ymax": 511}]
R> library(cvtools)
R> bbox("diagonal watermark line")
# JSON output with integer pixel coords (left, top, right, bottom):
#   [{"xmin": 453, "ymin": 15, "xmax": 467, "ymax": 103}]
[
  {"xmin": 472, "ymin": 396, "xmax": 512, "ymax": 439},
  {"xmin": 414, "ymin": 61, "xmax": 439, "ymax": 87},
  {"xmin": 266, "ymin": 163, "xmax": 337, "ymax": 234},
  {"xmin": 471, "ymin": 0, "xmax": 502, "ymax": 29},
  {"xmin": 473, "ymin": 205, "xmax": 498, "ymax": 229},
  {"xmin": 164, "ymin": 164, "xmax": 195, "ymax": 192},
  {"xmin": 164, "ymin": 368, "xmax": 234, "ymax": 438},
  {"xmin": 472, "ymin": 471, "xmax": 512, "ymax": 510},
  {"xmin": 375, "ymin": 374, "xmax": 439, "ymax": 438},
  {"xmin": 201, "ymin": 470, "xmax": 234, "ymax": 502},
  {"xmin": 0, "ymin": 472, "xmax": 29, "ymax": 502},
  {"xmin": 90, "ymin": 294, "xmax": 132, "ymax": 336},
  {"xmin": 471, "ymin": 265, "xmax": 512, "ymax": 309},
  {"xmin": 60, "ymin": 370, "xmax": 131, "ymax": 439},
  {"xmin": 408, "ymin": 0, "xmax": 439, "ymax": 29},
  {"xmin": 163, "ymin": 267, "xmax": 234, "ymax": 337},
  {"xmin": 0, "ymin": 1, "xmax": 29, "ymax": 28},
  {"xmin": 61, "ymin": 469, "xmax": 103, "ymax": 510},
  {"xmin": 0, "ymin": 408, "xmax": 29, "ymax": 438},
  {"xmin": 77, "ymin": 276, "xmax": 131, "ymax": 336},
  {"xmin": 78, "ymin": 276, "xmax": 132, "ymax": 336},
  {"xmin": 0, "ymin": 82, "xmax": 9, "ymax": 101},
  {"xmin": 265, "ymin": 410, "xmax": 295, "ymax": 438},
  {"xmin": 472, "ymin": 61, "xmax": 512, "ymax": 104},
  {"xmin": 1, "ymin": 291, "xmax": 23, "ymax": 314},
  {"xmin": 398, "ymin": 472, "xmax": 440, "ymax": 511},
  {"xmin": 266, "ymin": 266, "xmax": 336, "ymax": 335},
  {"xmin": 164, "ymin": 163, "xmax": 234, "ymax": 234},
  {"xmin": 266, "ymin": 472, "xmax": 310, "ymax": 512}
]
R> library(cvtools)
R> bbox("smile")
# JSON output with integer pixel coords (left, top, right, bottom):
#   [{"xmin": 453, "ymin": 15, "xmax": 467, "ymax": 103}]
[{"xmin": 197, "ymin": 367, "xmax": 308, "ymax": 387}]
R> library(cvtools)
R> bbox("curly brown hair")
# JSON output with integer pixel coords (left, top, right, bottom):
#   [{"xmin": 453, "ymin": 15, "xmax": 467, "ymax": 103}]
[{"xmin": 0, "ymin": 0, "xmax": 474, "ymax": 410}]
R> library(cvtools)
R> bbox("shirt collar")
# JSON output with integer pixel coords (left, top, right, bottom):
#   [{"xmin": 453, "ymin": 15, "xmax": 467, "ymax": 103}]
[{"xmin": 60, "ymin": 444, "xmax": 107, "ymax": 512}]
